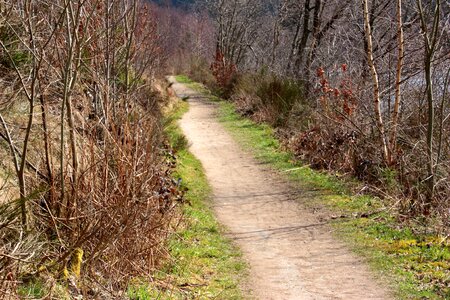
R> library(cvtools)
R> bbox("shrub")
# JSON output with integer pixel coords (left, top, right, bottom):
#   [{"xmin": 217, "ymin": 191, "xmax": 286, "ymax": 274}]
[
  {"xmin": 232, "ymin": 72, "xmax": 305, "ymax": 127},
  {"xmin": 188, "ymin": 58, "xmax": 217, "ymax": 89}
]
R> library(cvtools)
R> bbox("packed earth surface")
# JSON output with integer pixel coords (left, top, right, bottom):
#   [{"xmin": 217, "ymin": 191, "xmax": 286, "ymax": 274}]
[{"xmin": 169, "ymin": 76, "xmax": 392, "ymax": 300}]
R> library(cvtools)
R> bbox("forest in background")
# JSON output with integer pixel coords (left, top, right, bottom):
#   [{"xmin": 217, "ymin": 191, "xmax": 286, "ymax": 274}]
[{"xmin": 162, "ymin": 0, "xmax": 450, "ymax": 224}]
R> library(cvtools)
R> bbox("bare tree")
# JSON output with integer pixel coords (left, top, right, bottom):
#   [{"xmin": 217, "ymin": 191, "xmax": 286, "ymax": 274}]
[
  {"xmin": 416, "ymin": 0, "xmax": 441, "ymax": 206},
  {"xmin": 363, "ymin": 0, "xmax": 390, "ymax": 164},
  {"xmin": 389, "ymin": 0, "xmax": 405, "ymax": 162},
  {"xmin": 207, "ymin": 0, "xmax": 264, "ymax": 67}
]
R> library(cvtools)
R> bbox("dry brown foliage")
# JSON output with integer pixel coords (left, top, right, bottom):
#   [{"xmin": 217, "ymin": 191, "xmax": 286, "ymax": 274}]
[{"xmin": 0, "ymin": 0, "xmax": 183, "ymax": 298}]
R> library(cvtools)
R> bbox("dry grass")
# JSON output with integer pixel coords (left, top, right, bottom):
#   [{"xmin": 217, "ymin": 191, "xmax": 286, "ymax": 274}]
[{"xmin": 0, "ymin": 1, "xmax": 184, "ymax": 298}]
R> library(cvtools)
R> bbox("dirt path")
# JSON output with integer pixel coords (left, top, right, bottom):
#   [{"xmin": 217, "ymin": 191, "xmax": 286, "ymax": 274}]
[{"xmin": 169, "ymin": 76, "xmax": 391, "ymax": 300}]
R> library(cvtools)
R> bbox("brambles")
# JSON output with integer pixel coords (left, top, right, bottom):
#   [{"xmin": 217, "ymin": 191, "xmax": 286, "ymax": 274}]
[
  {"xmin": 0, "ymin": 0, "xmax": 184, "ymax": 298},
  {"xmin": 210, "ymin": 48, "xmax": 237, "ymax": 95},
  {"xmin": 316, "ymin": 65, "xmax": 357, "ymax": 119}
]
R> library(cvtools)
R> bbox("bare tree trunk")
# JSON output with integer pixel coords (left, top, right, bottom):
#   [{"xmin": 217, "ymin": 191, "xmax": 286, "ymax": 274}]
[
  {"xmin": 436, "ymin": 68, "xmax": 450, "ymax": 172},
  {"xmin": 271, "ymin": 18, "xmax": 280, "ymax": 68},
  {"xmin": 303, "ymin": 0, "xmax": 321, "ymax": 95},
  {"xmin": 40, "ymin": 95, "xmax": 55, "ymax": 205},
  {"xmin": 287, "ymin": 22, "xmax": 300, "ymax": 73},
  {"xmin": 389, "ymin": 0, "xmax": 405, "ymax": 164},
  {"xmin": 424, "ymin": 54, "xmax": 435, "ymax": 204},
  {"xmin": 363, "ymin": 0, "xmax": 389, "ymax": 164},
  {"xmin": 417, "ymin": 0, "xmax": 441, "ymax": 205},
  {"xmin": 294, "ymin": 0, "xmax": 311, "ymax": 75},
  {"xmin": 60, "ymin": 0, "xmax": 83, "ymax": 218},
  {"xmin": 124, "ymin": 0, "xmax": 137, "ymax": 105}
]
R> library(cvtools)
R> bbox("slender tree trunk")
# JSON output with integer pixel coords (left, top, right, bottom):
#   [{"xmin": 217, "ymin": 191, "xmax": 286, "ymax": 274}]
[
  {"xmin": 424, "ymin": 55, "xmax": 435, "ymax": 204},
  {"xmin": 287, "ymin": 23, "xmax": 300, "ymax": 73},
  {"xmin": 363, "ymin": 0, "xmax": 389, "ymax": 164},
  {"xmin": 271, "ymin": 18, "xmax": 280, "ymax": 68},
  {"xmin": 18, "ymin": 75, "xmax": 36, "ymax": 230},
  {"xmin": 389, "ymin": 0, "xmax": 404, "ymax": 164},
  {"xmin": 417, "ymin": 0, "xmax": 441, "ymax": 205},
  {"xmin": 59, "ymin": 1, "xmax": 73, "ymax": 217},
  {"xmin": 436, "ymin": 68, "xmax": 450, "ymax": 172},
  {"xmin": 60, "ymin": 0, "xmax": 83, "ymax": 218},
  {"xmin": 40, "ymin": 95, "xmax": 55, "ymax": 205},
  {"xmin": 295, "ymin": 0, "xmax": 311, "ymax": 75}
]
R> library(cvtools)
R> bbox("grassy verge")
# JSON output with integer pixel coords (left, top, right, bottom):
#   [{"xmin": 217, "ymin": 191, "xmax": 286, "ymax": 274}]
[
  {"xmin": 128, "ymin": 98, "xmax": 245, "ymax": 299},
  {"xmin": 175, "ymin": 75, "xmax": 221, "ymax": 102},
  {"xmin": 176, "ymin": 75, "xmax": 450, "ymax": 300}
]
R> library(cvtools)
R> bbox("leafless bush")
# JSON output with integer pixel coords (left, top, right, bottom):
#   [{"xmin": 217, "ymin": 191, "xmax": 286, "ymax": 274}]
[{"xmin": 0, "ymin": 0, "xmax": 182, "ymax": 297}]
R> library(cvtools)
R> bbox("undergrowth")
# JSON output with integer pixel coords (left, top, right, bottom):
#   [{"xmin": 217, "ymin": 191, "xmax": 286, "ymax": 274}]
[
  {"xmin": 177, "ymin": 75, "xmax": 450, "ymax": 300},
  {"xmin": 1, "ymin": 2, "xmax": 176, "ymax": 298},
  {"xmin": 128, "ymin": 96, "xmax": 245, "ymax": 299},
  {"xmin": 175, "ymin": 75, "xmax": 221, "ymax": 102}
]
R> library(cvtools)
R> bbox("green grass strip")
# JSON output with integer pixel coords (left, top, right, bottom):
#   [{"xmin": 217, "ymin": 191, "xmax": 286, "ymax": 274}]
[
  {"xmin": 177, "ymin": 75, "xmax": 450, "ymax": 300},
  {"xmin": 128, "ymin": 98, "xmax": 245, "ymax": 299}
]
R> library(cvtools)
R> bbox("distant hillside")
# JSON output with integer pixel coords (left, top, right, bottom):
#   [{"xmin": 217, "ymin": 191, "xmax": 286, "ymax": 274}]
[{"xmin": 150, "ymin": 0, "xmax": 196, "ymax": 7}]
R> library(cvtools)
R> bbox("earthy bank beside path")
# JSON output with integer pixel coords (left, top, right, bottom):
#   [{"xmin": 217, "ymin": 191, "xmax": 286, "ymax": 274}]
[{"xmin": 168, "ymin": 76, "xmax": 391, "ymax": 300}]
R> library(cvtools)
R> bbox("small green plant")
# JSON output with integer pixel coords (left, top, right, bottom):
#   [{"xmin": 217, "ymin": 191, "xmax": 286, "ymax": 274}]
[
  {"xmin": 17, "ymin": 280, "xmax": 45, "ymax": 298},
  {"xmin": 379, "ymin": 167, "xmax": 399, "ymax": 192},
  {"xmin": 128, "ymin": 283, "xmax": 163, "ymax": 300},
  {"xmin": 0, "ymin": 24, "xmax": 31, "ymax": 69}
]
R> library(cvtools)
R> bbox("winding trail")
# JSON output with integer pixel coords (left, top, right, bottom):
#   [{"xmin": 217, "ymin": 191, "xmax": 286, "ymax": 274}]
[{"xmin": 169, "ymin": 76, "xmax": 391, "ymax": 300}]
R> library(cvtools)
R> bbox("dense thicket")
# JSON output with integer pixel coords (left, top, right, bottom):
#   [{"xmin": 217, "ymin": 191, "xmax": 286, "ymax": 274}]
[
  {"xmin": 172, "ymin": 0, "xmax": 450, "ymax": 224},
  {"xmin": 0, "ymin": 1, "xmax": 181, "ymax": 298}
]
